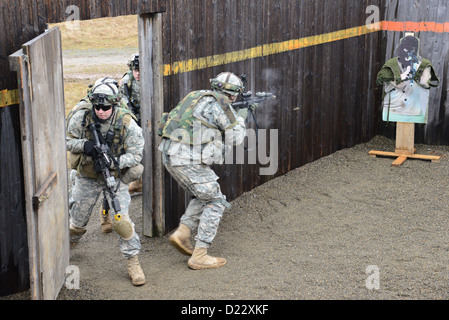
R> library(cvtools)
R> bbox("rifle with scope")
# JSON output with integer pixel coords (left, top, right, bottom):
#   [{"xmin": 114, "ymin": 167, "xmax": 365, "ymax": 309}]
[
  {"xmin": 232, "ymin": 73, "xmax": 276, "ymax": 111},
  {"xmin": 232, "ymin": 91, "xmax": 276, "ymax": 110}
]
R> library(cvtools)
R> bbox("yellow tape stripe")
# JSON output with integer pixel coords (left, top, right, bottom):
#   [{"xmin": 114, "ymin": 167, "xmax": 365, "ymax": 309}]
[
  {"xmin": 0, "ymin": 89, "xmax": 20, "ymax": 108},
  {"xmin": 163, "ymin": 23, "xmax": 380, "ymax": 76},
  {"xmin": 163, "ymin": 20, "xmax": 449, "ymax": 76}
]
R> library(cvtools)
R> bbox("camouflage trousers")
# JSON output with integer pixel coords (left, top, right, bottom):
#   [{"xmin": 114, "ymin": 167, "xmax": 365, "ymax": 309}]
[
  {"xmin": 161, "ymin": 141, "xmax": 230, "ymax": 248},
  {"xmin": 69, "ymin": 174, "xmax": 141, "ymax": 258}
]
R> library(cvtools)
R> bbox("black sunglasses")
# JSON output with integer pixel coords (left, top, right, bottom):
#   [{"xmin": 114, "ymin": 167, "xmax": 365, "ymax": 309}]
[{"xmin": 94, "ymin": 104, "xmax": 112, "ymax": 111}]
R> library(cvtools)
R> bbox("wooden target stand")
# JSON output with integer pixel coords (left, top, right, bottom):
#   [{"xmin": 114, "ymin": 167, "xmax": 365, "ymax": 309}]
[
  {"xmin": 370, "ymin": 32, "xmax": 441, "ymax": 167},
  {"xmin": 369, "ymin": 122, "xmax": 441, "ymax": 166}
]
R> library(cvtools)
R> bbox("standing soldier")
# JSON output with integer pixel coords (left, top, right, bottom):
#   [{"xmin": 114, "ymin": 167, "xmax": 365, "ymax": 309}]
[
  {"xmin": 120, "ymin": 53, "xmax": 142, "ymax": 194},
  {"xmin": 158, "ymin": 72, "xmax": 259, "ymax": 269},
  {"xmin": 66, "ymin": 80, "xmax": 146, "ymax": 286}
]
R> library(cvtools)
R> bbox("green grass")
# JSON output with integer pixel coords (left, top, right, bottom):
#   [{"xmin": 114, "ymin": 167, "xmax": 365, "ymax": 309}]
[
  {"xmin": 49, "ymin": 16, "xmax": 139, "ymax": 114},
  {"xmin": 64, "ymin": 79, "xmax": 92, "ymax": 115},
  {"xmin": 50, "ymin": 15, "xmax": 138, "ymax": 51}
]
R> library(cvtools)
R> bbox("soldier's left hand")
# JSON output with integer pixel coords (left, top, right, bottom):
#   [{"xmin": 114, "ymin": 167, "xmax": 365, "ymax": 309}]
[{"xmin": 249, "ymin": 103, "xmax": 259, "ymax": 112}]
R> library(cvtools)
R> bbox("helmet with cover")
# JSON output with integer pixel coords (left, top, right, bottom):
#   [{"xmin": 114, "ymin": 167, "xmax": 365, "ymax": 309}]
[
  {"xmin": 94, "ymin": 77, "xmax": 120, "ymax": 88},
  {"xmin": 127, "ymin": 53, "xmax": 140, "ymax": 71},
  {"xmin": 88, "ymin": 80, "xmax": 120, "ymax": 106},
  {"xmin": 210, "ymin": 72, "xmax": 244, "ymax": 97}
]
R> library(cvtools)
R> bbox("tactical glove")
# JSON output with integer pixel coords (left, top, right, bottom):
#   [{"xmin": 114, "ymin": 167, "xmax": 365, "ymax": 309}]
[
  {"xmin": 84, "ymin": 140, "xmax": 97, "ymax": 157},
  {"xmin": 249, "ymin": 103, "xmax": 259, "ymax": 112}
]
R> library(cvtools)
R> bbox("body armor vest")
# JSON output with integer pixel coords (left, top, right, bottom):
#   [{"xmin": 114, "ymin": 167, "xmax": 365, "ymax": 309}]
[
  {"xmin": 67, "ymin": 104, "xmax": 137, "ymax": 180},
  {"xmin": 159, "ymin": 90, "xmax": 236, "ymax": 145}
]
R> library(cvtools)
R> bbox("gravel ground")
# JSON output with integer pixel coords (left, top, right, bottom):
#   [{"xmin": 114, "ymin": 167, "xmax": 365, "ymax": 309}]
[
  {"xmin": 3, "ymin": 135, "xmax": 449, "ymax": 303},
  {"xmin": 60, "ymin": 135, "xmax": 449, "ymax": 300}
]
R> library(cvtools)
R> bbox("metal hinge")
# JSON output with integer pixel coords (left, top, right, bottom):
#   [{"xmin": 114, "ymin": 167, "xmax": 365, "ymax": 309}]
[{"xmin": 0, "ymin": 89, "xmax": 20, "ymax": 108}]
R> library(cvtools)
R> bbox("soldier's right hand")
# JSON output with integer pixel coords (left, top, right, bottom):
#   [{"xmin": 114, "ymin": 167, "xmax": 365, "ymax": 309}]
[{"xmin": 84, "ymin": 140, "xmax": 97, "ymax": 157}]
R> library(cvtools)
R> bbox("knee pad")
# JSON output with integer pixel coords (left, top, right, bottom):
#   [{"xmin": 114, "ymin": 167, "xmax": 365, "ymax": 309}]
[
  {"xmin": 113, "ymin": 217, "xmax": 135, "ymax": 241},
  {"xmin": 122, "ymin": 164, "xmax": 144, "ymax": 184}
]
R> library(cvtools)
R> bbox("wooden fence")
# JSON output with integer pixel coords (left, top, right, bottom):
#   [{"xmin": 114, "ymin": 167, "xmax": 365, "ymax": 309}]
[{"xmin": 160, "ymin": 0, "xmax": 386, "ymax": 231}]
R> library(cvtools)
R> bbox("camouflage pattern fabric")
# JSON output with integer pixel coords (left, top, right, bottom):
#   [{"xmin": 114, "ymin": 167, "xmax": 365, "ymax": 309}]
[
  {"xmin": 161, "ymin": 146, "xmax": 228, "ymax": 248},
  {"xmin": 69, "ymin": 174, "xmax": 141, "ymax": 258},
  {"xmin": 120, "ymin": 72, "xmax": 141, "ymax": 123},
  {"xmin": 158, "ymin": 91, "xmax": 246, "ymax": 247},
  {"xmin": 66, "ymin": 107, "xmax": 144, "ymax": 173},
  {"xmin": 161, "ymin": 90, "xmax": 239, "ymax": 145},
  {"xmin": 159, "ymin": 92, "xmax": 246, "ymax": 166},
  {"xmin": 66, "ymin": 107, "xmax": 144, "ymax": 258}
]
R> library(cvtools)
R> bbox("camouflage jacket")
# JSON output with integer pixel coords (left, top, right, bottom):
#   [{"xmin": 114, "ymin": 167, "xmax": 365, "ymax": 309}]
[
  {"xmin": 158, "ymin": 90, "xmax": 246, "ymax": 166},
  {"xmin": 66, "ymin": 103, "xmax": 144, "ymax": 180},
  {"xmin": 120, "ymin": 71, "xmax": 141, "ymax": 124}
]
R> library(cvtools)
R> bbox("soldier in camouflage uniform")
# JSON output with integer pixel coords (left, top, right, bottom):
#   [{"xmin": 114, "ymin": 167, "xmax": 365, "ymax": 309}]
[
  {"xmin": 158, "ymin": 72, "xmax": 259, "ymax": 269},
  {"xmin": 67, "ymin": 77, "xmax": 133, "ymax": 234},
  {"xmin": 66, "ymin": 80, "xmax": 146, "ymax": 286},
  {"xmin": 119, "ymin": 53, "xmax": 142, "ymax": 194}
]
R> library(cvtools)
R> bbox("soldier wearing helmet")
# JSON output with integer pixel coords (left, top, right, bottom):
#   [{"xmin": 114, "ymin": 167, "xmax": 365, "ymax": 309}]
[
  {"xmin": 120, "ymin": 53, "xmax": 141, "ymax": 123},
  {"xmin": 158, "ymin": 71, "xmax": 259, "ymax": 270},
  {"xmin": 67, "ymin": 77, "xmax": 135, "ymax": 234},
  {"xmin": 66, "ymin": 79, "xmax": 146, "ymax": 286},
  {"xmin": 119, "ymin": 53, "xmax": 143, "ymax": 194}
]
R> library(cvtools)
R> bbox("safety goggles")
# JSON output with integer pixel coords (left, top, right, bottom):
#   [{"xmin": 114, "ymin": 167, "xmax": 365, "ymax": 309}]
[{"xmin": 93, "ymin": 104, "xmax": 112, "ymax": 111}]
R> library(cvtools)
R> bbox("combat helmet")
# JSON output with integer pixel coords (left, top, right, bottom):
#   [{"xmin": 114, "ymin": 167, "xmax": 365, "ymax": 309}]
[
  {"xmin": 94, "ymin": 77, "xmax": 120, "ymax": 88},
  {"xmin": 210, "ymin": 72, "xmax": 244, "ymax": 96},
  {"xmin": 88, "ymin": 80, "xmax": 121, "ymax": 106},
  {"xmin": 127, "ymin": 53, "xmax": 140, "ymax": 71}
]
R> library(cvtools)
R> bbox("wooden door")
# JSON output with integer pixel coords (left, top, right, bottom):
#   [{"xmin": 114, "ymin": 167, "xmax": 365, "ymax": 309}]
[{"xmin": 9, "ymin": 27, "xmax": 69, "ymax": 300}]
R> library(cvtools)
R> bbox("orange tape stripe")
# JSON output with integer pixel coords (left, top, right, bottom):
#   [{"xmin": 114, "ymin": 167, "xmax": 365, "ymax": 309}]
[{"xmin": 381, "ymin": 21, "xmax": 449, "ymax": 33}]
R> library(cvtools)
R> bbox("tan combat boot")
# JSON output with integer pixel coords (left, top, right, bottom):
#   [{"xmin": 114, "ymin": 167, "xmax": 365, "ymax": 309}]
[
  {"xmin": 169, "ymin": 224, "xmax": 194, "ymax": 255},
  {"xmin": 127, "ymin": 255, "xmax": 146, "ymax": 286},
  {"xmin": 69, "ymin": 223, "xmax": 86, "ymax": 248},
  {"xmin": 99, "ymin": 204, "xmax": 112, "ymax": 234},
  {"xmin": 188, "ymin": 247, "xmax": 227, "ymax": 270},
  {"xmin": 128, "ymin": 179, "xmax": 143, "ymax": 194}
]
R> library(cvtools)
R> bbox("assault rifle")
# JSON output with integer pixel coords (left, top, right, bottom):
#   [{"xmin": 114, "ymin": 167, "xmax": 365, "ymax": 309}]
[
  {"xmin": 87, "ymin": 123, "xmax": 122, "ymax": 221},
  {"xmin": 232, "ymin": 91, "xmax": 276, "ymax": 110},
  {"xmin": 231, "ymin": 90, "xmax": 276, "ymax": 151}
]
